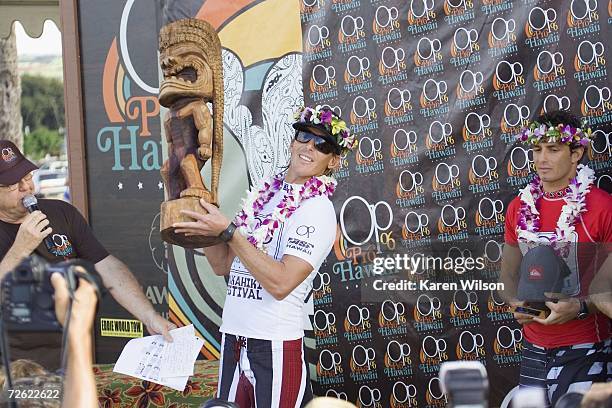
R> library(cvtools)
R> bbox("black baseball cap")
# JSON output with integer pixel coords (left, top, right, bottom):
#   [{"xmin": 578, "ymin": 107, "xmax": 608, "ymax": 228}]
[
  {"xmin": 292, "ymin": 122, "xmax": 342, "ymax": 154},
  {"xmin": 0, "ymin": 140, "xmax": 38, "ymax": 185},
  {"xmin": 291, "ymin": 106, "xmax": 357, "ymax": 155},
  {"xmin": 517, "ymin": 245, "xmax": 572, "ymax": 302}
]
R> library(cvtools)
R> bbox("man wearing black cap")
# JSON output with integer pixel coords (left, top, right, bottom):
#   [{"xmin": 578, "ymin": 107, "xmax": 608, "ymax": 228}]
[
  {"xmin": 0, "ymin": 140, "xmax": 175, "ymax": 370},
  {"xmin": 500, "ymin": 110, "xmax": 611, "ymax": 406},
  {"xmin": 173, "ymin": 106, "xmax": 357, "ymax": 407}
]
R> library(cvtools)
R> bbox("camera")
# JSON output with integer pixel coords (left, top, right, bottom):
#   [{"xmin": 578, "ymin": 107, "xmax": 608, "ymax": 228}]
[
  {"xmin": 1, "ymin": 254, "xmax": 103, "ymax": 332},
  {"xmin": 440, "ymin": 361, "xmax": 489, "ymax": 408}
]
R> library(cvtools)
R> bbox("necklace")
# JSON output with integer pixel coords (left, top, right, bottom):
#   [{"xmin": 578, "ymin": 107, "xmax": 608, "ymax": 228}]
[
  {"xmin": 234, "ymin": 173, "xmax": 337, "ymax": 250},
  {"xmin": 517, "ymin": 164, "xmax": 594, "ymax": 257},
  {"xmin": 542, "ymin": 187, "xmax": 572, "ymax": 199}
]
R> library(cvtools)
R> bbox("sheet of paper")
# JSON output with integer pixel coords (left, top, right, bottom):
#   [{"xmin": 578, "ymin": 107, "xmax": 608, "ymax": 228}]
[
  {"xmin": 113, "ymin": 325, "xmax": 204, "ymax": 391},
  {"xmin": 158, "ymin": 374, "xmax": 190, "ymax": 391},
  {"xmin": 158, "ymin": 336, "xmax": 204, "ymax": 391},
  {"xmin": 161, "ymin": 325, "xmax": 197, "ymax": 376},
  {"xmin": 113, "ymin": 335, "xmax": 167, "ymax": 382}
]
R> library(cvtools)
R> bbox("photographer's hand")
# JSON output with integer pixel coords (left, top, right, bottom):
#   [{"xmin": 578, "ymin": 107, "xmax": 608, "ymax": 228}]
[
  {"xmin": 50, "ymin": 270, "xmax": 97, "ymax": 335},
  {"xmin": 50, "ymin": 271, "xmax": 98, "ymax": 408}
]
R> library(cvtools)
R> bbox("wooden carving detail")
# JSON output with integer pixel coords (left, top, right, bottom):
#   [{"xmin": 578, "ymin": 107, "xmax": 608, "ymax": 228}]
[{"xmin": 158, "ymin": 19, "xmax": 224, "ymax": 247}]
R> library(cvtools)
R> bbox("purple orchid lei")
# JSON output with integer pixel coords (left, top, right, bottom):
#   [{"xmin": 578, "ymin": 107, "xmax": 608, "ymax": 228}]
[
  {"xmin": 233, "ymin": 173, "xmax": 337, "ymax": 250},
  {"xmin": 518, "ymin": 121, "xmax": 591, "ymax": 146},
  {"xmin": 517, "ymin": 164, "xmax": 595, "ymax": 257}
]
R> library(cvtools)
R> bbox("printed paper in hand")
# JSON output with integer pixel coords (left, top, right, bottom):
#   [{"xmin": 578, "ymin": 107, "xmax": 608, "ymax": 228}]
[{"xmin": 113, "ymin": 324, "xmax": 204, "ymax": 391}]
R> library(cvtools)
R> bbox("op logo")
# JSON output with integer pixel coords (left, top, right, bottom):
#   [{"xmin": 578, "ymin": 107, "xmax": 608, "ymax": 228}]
[
  {"xmin": 1, "ymin": 148, "xmax": 17, "ymax": 163},
  {"xmin": 373, "ymin": 5, "xmax": 400, "ymax": 34}
]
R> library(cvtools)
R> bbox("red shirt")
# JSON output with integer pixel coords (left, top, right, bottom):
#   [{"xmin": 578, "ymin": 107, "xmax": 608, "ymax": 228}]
[{"xmin": 505, "ymin": 186, "xmax": 612, "ymax": 348}]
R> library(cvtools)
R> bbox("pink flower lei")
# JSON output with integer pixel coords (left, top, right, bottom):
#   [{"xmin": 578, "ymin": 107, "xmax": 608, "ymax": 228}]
[
  {"xmin": 517, "ymin": 164, "xmax": 595, "ymax": 257},
  {"xmin": 233, "ymin": 173, "xmax": 337, "ymax": 250}
]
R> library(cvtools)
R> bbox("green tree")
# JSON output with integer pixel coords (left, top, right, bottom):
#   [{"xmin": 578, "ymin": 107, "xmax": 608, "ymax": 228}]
[
  {"xmin": 20, "ymin": 74, "xmax": 64, "ymax": 131},
  {"xmin": 0, "ymin": 27, "xmax": 23, "ymax": 149},
  {"xmin": 23, "ymin": 127, "xmax": 63, "ymax": 160}
]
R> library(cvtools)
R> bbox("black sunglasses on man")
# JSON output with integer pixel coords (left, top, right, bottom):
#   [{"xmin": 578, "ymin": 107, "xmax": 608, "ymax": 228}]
[{"xmin": 294, "ymin": 131, "xmax": 340, "ymax": 155}]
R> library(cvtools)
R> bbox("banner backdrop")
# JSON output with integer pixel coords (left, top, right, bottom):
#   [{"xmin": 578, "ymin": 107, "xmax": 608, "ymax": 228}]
[
  {"xmin": 77, "ymin": 0, "xmax": 611, "ymax": 403},
  {"xmin": 164, "ymin": 0, "xmax": 306, "ymax": 360},
  {"xmin": 78, "ymin": 0, "xmax": 306, "ymax": 363},
  {"xmin": 78, "ymin": 0, "xmax": 170, "ymax": 362},
  {"xmin": 79, "ymin": 0, "xmax": 305, "ymax": 362},
  {"xmin": 299, "ymin": 0, "xmax": 611, "ymax": 406}
]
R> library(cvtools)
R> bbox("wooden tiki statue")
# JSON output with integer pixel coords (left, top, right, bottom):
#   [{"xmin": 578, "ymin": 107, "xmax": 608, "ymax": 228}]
[{"xmin": 158, "ymin": 19, "xmax": 224, "ymax": 247}]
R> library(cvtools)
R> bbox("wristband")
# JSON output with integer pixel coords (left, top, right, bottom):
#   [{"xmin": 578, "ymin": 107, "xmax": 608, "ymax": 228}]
[
  {"xmin": 576, "ymin": 300, "xmax": 589, "ymax": 320},
  {"xmin": 219, "ymin": 222, "xmax": 237, "ymax": 243}
]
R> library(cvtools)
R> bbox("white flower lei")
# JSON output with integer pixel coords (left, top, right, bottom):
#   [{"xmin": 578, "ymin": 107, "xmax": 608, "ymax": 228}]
[
  {"xmin": 234, "ymin": 173, "xmax": 337, "ymax": 250},
  {"xmin": 517, "ymin": 164, "xmax": 595, "ymax": 256}
]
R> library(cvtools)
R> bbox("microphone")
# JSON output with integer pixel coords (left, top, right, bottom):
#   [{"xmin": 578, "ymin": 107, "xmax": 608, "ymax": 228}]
[{"xmin": 22, "ymin": 195, "xmax": 56, "ymax": 254}]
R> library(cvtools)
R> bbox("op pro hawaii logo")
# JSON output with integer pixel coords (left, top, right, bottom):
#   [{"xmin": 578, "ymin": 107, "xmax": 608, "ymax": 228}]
[{"xmin": 1, "ymin": 147, "xmax": 16, "ymax": 163}]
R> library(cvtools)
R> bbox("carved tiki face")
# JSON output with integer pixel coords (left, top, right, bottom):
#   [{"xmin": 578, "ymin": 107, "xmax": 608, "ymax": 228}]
[{"xmin": 158, "ymin": 20, "xmax": 217, "ymax": 107}]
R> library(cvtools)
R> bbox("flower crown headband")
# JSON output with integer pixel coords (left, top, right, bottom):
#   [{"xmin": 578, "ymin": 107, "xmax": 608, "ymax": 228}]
[
  {"xmin": 294, "ymin": 106, "xmax": 358, "ymax": 152},
  {"xmin": 518, "ymin": 120, "xmax": 592, "ymax": 147}
]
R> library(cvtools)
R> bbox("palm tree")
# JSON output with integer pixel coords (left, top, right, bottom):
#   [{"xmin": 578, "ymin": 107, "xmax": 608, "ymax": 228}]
[{"xmin": 0, "ymin": 25, "xmax": 23, "ymax": 149}]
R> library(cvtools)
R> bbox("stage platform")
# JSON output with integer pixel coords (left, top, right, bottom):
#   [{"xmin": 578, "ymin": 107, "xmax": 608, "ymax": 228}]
[{"xmin": 95, "ymin": 360, "xmax": 218, "ymax": 407}]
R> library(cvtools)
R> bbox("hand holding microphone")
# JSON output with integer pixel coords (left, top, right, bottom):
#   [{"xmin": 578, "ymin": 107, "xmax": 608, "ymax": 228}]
[{"xmin": 14, "ymin": 195, "xmax": 54, "ymax": 254}]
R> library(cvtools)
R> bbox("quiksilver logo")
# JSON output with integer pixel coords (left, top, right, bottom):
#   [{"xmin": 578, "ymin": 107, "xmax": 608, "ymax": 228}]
[{"xmin": 528, "ymin": 266, "xmax": 543, "ymax": 280}]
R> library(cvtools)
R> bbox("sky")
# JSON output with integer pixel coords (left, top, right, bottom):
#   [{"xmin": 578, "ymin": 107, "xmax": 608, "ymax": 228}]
[{"xmin": 14, "ymin": 20, "xmax": 62, "ymax": 57}]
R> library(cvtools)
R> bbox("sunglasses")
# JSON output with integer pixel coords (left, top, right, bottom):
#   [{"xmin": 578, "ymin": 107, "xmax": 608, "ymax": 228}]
[{"xmin": 295, "ymin": 131, "xmax": 339, "ymax": 155}]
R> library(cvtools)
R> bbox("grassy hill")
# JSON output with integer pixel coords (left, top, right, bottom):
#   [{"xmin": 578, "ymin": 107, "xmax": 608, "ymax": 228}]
[{"xmin": 18, "ymin": 55, "xmax": 63, "ymax": 80}]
